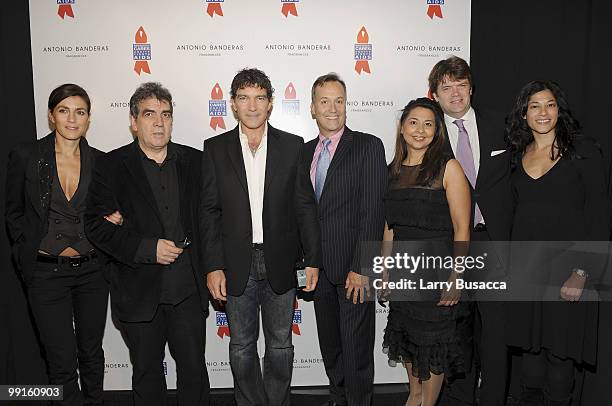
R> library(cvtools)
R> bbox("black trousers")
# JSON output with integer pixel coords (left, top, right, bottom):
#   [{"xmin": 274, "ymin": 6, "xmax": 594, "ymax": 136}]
[
  {"xmin": 120, "ymin": 293, "xmax": 209, "ymax": 406},
  {"xmin": 437, "ymin": 302, "xmax": 477, "ymax": 406},
  {"xmin": 314, "ymin": 270, "xmax": 375, "ymax": 406},
  {"xmin": 27, "ymin": 257, "xmax": 108, "ymax": 406},
  {"xmin": 438, "ymin": 302, "xmax": 509, "ymax": 405},
  {"xmin": 475, "ymin": 301, "xmax": 508, "ymax": 405}
]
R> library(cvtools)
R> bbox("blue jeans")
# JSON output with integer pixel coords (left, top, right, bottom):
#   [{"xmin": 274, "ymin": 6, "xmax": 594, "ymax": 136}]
[{"xmin": 225, "ymin": 248, "xmax": 295, "ymax": 406}]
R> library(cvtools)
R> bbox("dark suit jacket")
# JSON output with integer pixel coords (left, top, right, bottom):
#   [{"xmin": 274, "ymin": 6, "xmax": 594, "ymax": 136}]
[
  {"xmin": 200, "ymin": 124, "xmax": 321, "ymax": 297},
  {"xmin": 84, "ymin": 141, "xmax": 208, "ymax": 322},
  {"xmin": 445, "ymin": 110, "xmax": 513, "ymax": 282},
  {"xmin": 447, "ymin": 109, "xmax": 513, "ymax": 242},
  {"xmin": 303, "ymin": 127, "xmax": 388, "ymax": 285},
  {"xmin": 5, "ymin": 132, "xmax": 103, "ymax": 283}
]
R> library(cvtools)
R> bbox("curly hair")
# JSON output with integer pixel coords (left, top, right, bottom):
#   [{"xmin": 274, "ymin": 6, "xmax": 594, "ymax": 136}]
[
  {"xmin": 129, "ymin": 82, "xmax": 172, "ymax": 118},
  {"xmin": 389, "ymin": 97, "xmax": 452, "ymax": 185},
  {"xmin": 504, "ymin": 80, "xmax": 581, "ymax": 170},
  {"xmin": 230, "ymin": 68, "xmax": 274, "ymax": 100}
]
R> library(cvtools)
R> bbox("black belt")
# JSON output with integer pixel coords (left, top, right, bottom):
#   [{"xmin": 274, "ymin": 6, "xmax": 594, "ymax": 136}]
[
  {"xmin": 473, "ymin": 223, "xmax": 487, "ymax": 232},
  {"xmin": 37, "ymin": 251, "xmax": 97, "ymax": 267},
  {"xmin": 251, "ymin": 243, "xmax": 264, "ymax": 250}
]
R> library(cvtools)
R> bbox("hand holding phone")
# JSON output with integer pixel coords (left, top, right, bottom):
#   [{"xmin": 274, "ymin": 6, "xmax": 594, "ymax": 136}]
[{"xmin": 176, "ymin": 236, "xmax": 192, "ymax": 249}]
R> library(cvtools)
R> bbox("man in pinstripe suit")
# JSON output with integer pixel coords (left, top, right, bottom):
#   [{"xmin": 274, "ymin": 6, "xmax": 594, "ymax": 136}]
[{"xmin": 304, "ymin": 73, "xmax": 387, "ymax": 406}]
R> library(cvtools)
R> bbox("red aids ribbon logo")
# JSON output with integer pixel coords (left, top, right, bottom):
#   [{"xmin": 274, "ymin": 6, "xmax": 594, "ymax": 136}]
[
  {"xmin": 216, "ymin": 311, "xmax": 231, "ymax": 338},
  {"xmin": 206, "ymin": 0, "xmax": 224, "ymax": 17},
  {"xmin": 57, "ymin": 0, "xmax": 75, "ymax": 19},
  {"xmin": 426, "ymin": 0, "xmax": 444, "ymax": 19},
  {"xmin": 133, "ymin": 27, "xmax": 151, "ymax": 76},
  {"xmin": 281, "ymin": 0, "xmax": 299, "ymax": 17},
  {"xmin": 209, "ymin": 83, "xmax": 227, "ymax": 131},
  {"xmin": 285, "ymin": 82, "xmax": 297, "ymax": 100},
  {"xmin": 354, "ymin": 26, "xmax": 372, "ymax": 75},
  {"xmin": 282, "ymin": 82, "xmax": 300, "ymax": 116},
  {"xmin": 292, "ymin": 299, "xmax": 302, "ymax": 335}
]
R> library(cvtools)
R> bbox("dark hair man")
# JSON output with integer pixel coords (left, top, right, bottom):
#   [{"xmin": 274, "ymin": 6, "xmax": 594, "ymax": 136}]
[
  {"xmin": 429, "ymin": 56, "xmax": 513, "ymax": 406},
  {"xmin": 305, "ymin": 72, "xmax": 387, "ymax": 406},
  {"xmin": 85, "ymin": 82, "xmax": 210, "ymax": 405},
  {"xmin": 201, "ymin": 68, "xmax": 321, "ymax": 405}
]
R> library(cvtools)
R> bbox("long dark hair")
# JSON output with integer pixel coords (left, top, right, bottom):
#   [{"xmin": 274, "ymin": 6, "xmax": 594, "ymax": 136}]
[
  {"xmin": 389, "ymin": 97, "xmax": 451, "ymax": 185},
  {"xmin": 505, "ymin": 80, "xmax": 581, "ymax": 169}
]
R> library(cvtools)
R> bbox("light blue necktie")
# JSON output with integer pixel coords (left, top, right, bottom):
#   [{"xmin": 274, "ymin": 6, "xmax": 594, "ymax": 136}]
[{"xmin": 315, "ymin": 139, "xmax": 332, "ymax": 202}]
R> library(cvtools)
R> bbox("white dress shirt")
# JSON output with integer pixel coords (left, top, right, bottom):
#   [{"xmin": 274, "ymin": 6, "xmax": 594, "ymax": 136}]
[
  {"xmin": 239, "ymin": 123, "xmax": 268, "ymax": 244},
  {"xmin": 444, "ymin": 107, "xmax": 481, "ymax": 174}
]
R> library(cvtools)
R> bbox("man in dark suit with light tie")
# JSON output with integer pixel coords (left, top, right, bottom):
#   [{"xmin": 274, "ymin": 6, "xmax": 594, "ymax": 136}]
[
  {"xmin": 429, "ymin": 56, "xmax": 513, "ymax": 406},
  {"xmin": 201, "ymin": 68, "xmax": 321, "ymax": 406},
  {"xmin": 304, "ymin": 73, "xmax": 387, "ymax": 406}
]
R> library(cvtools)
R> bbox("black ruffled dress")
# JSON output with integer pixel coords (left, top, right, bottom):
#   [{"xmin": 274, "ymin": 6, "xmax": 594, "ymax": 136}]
[{"xmin": 382, "ymin": 162, "xmax": 471, "ymax": 382}]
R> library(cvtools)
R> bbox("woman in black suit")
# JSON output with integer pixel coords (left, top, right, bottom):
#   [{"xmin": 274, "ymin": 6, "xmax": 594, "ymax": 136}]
[
  {"xmin": 5, "ymin": 84, "xmax": 120, "ymax": 405},
  {"xmin": 505, "ymin": 80, "xmax": 610, "ymax": 406}
]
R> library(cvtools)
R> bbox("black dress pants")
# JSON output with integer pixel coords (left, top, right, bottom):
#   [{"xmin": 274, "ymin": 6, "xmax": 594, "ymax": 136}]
[
  {"xmin": 475, "ymin": 301, "xmax": 509, "ymax": 405},
  {"xmin": 314, "ymin": 270, "xmax": 375, "ymax": 406},
  {"xmin": 120, "ymin": 293, "xmax": 209, "ymax": 406},
  {"xmin": 27, "ymin": 258, "xmax": 108, "ymax": 406},
  {"xmin": 436, "ymin": 302, "xmax": 477, "ymax": 406}
]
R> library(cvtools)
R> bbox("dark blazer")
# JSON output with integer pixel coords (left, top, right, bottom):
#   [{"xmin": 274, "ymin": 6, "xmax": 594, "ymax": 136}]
[
  {"xmin": 303, "ymin": 127, "xmax": 388, "ymax": 285},
  {"xmin": 84, "ymin": 141, "xmax": 207, "ymax": 322},
  {"xmin": 5, "ymin": 132, "xmax": 103, "ymax": 283},
  {"xmin": 200, "ymin": 124, "xmax": 321, "ymax": 297},
  {"xmin": 448, "ymin": 109, "xmax": 513, "ymax": 242}
]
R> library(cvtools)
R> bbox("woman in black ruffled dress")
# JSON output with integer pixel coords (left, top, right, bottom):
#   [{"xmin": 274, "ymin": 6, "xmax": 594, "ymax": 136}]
[{"xmin": 381, "ymin": 98, "xmax": 472, "ymax": 406}]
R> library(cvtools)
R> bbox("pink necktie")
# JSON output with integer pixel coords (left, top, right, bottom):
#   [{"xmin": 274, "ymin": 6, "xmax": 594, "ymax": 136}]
[{"xmin": 453, "ymin": 119, "xmax": 483, "ymax": 225}]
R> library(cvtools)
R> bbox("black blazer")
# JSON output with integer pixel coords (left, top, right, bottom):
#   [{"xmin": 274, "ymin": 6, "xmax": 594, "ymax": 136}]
[
  {"xmin": 303, "ymin": 127, "xmax": 388, "ymax": 285},
  {"xmin": 5, "ymin": 132, "xmax": 103, "ymax": 283},
  {"xmin": 84, "ymin": 141, "xmax": 208, "ymax": 322},
  {"xmin": 447, "ymin": 109, "xmax": 514, "ymax": 242},
  {"xmin": 200, "ymin": 124, "xmax": 321, "ymax": 297}
]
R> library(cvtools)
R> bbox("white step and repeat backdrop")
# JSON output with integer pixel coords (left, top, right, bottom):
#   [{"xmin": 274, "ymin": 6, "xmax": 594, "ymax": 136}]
[{"xmin": 29, "ymin": 0, "xmax": 471, "ymax": 389}]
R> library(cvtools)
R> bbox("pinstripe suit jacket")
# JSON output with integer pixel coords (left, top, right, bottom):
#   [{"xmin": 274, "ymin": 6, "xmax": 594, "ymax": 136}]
[{"xmin": 304, "ymin": 127, "xmax": 387, "ymax": 285}]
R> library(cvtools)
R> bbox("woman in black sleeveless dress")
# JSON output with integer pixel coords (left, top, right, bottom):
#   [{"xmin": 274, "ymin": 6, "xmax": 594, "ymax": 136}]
[
  {"xmin": 505, "ymin": 80, "xmax": 610, "ymax": 406},
  {"xmin": 381, "ymin": 98, "xmax": 472, "ymax": 406}
]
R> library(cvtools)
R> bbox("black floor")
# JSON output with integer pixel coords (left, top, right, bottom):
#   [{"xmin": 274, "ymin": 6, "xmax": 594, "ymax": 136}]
[
  {"xmin": 102, "ymin": 385, "xmax": 528, "ymax": 406},
  {"xmin": 103, "ymin": 384, "xmax": 409, "ymax": 405}
]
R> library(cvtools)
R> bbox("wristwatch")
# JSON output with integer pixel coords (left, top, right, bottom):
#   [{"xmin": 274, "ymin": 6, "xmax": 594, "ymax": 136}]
[{"xmin": 572, "ymin": 268, "xmax": 589, "ymax": 278}]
